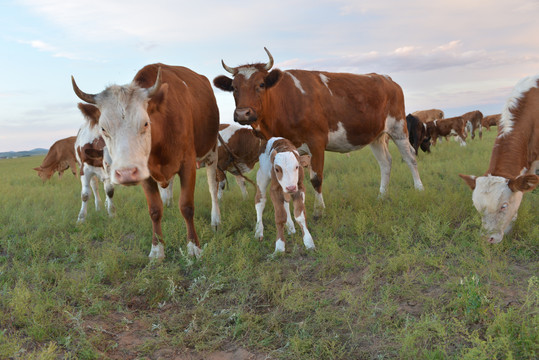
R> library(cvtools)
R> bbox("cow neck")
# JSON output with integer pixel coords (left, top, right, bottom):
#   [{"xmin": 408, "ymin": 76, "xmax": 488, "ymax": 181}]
[{"xmin": 487, "ymin": 119, "xmax": 531, "ymax": 179}]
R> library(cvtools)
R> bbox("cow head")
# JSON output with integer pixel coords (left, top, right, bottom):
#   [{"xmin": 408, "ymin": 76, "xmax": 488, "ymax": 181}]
[
  {"xmin": 72, "ymin": 68, "xmax": 168, "ymax": 185},
  {"xmin": 214, "ymin": 47, "xmax": 282, "ymax": 126},
  {"xmin": 459, "ymin": 173, "xmax": 539, "ymax": 243},
  {"xmin": 271, "ymin": 150, "xmax": 311, "ymax": 194},
  {"xmin": 33, "ymin": 166, "xmax": 53, "ymax": 181}
]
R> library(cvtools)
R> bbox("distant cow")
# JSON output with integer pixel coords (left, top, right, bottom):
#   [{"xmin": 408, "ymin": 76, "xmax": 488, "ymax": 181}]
[
  {"xmin": 462, "ymin": 110, "xmax": 484, "ymax": 140},
  {"xmin": 75, "ymin": 108, "xmax": 115, "ymax": 223},
  {"xmin": 33, "ymin": 136, "xmax": 77, "ymax": 181},
  {"xmin": 412, "ymin": 109, "xmax": 445, "ymax": 123},
  {"xmin": 406, "ymin": 114, "xmax": 431, "ymax": 155},
  {"xmin": 72, "ymin": 63, "xmax": 220, "ymax": 259},
  {"xmin": 254, "ymin": 137, "xmax": 314, "ymax": 253},
  {"xmin": 214, "ymin": 48, "xmax": 423, "ymax": 219},
  {"xmin": 460, "ymin": 75, "xmax": 539, "ymax": 243},
  {"xmin": 426, "ymin": 116, "xmax": 467, "ymax": 146},
  {"xmin": 481, "ymin": 114, "xmax": 501, "ymax": 131}
]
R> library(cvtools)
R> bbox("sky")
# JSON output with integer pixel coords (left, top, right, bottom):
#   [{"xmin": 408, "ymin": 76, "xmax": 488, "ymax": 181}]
[{"xmin": 1, "ymin": 0, "xmax": 539, "ymax": 152}]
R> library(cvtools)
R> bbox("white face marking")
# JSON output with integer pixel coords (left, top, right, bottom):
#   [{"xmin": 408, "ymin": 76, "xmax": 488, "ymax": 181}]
[
  {"xmin": 499, "ymin": 75, "xmax": 539, "ymax": 137},
  {"xmin": 327, "ymin": 122, "xmax": 361, "ymax": 152},
  {"xmin": 472, "ymin": 175, "xmax": 524, "ymax": 243},
  {"xmin": 319, "ymin": 74, "xmax": 333, "ymax": 95},
  {"xmin": 274, "ymin": 151, "xmax": 301, "ymax": 193},
  {"xmin": 237, "ymin": 67, "xmax": 258, "ymax": 80},
  {"xmin": 286, "ymin": 72, "xmax": 306, "ymax": 94}
]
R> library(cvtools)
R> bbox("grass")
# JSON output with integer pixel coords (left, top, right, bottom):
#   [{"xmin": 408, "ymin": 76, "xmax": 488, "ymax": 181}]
[{"xmin": 0, "ymin": 130, "xmax": 537, "ymax": 359}]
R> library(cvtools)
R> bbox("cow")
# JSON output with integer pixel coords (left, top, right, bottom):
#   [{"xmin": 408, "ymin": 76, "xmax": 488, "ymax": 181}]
[
  {"xmin": 412, "ymin": 109, "xmax": 445, "ymax": 123},
  {"xmin": 71, "ymin": 63, "xmax": 220, "ymax": 259},
  {"xmin": 33, "ymin": 136, "xmax": 78, "ymax": 181},
  {"xmin": 74, "ymin": 109, "xmax": 115, "ymax": 223},
  {"xmin": 481, "ymin": 114, "xmax": 501, "ymax": 131},
  {"xmin": 406, "ymin": 114, "xmax": 431, "ymax": 155},
  {"xmin": 459, "ymin": 75, "xmax": 539, "ymax": 244},
  {"xmin": 426, "ymin": 116, "xmax": 467, "ymax": 146},
  {"xmin": 214, "ymin": 48, "xmax": 424, "ymax": 218},
  {"xmin": 255, "ymin": 137, "xmax": 314, "ymax": 253},
  {"xmin": 462, "ymin": 110, "xmax": 484, "ymax": 140}
]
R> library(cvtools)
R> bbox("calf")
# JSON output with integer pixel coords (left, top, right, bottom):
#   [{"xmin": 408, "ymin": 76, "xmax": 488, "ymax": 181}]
[
  {"xmin": 406, "ymin": 114, "xmax": 431, "ymax": 155},
  {"xmin": 481, "ymin": 114, "xmax": 501, "ymax": 131},
  {"xmin": 460, "ymin": 75, "xmax": 539, "ymax": 243},
  {"xmin": 462, "ymin": 110, "xmax": 484, "ymax": 140},
  {"xmin": 426, "ymin": 116, "xmax": 467, "ymax": 146},
  {"xmin": 75, "ymin": 104, "xmax": 115, "ymax": 223},
  {"xmin": 255, "ymin": 137, "xmax": 314, "ymax": 253},
  {"xmin": 34, "ymin": 136, "xmax": 77, "ymax": 181}
]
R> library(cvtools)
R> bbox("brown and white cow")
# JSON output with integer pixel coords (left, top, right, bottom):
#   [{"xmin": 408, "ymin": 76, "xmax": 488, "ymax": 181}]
[
  {"xmin": 481, "ymin": 114, "xmax": 501, "ymax": 131},
  {"xmin": 72, "ymin": 63, "xmax": 220, "ymax": 259},
  {"xmin": 33, "ymin": 136, "xmax": 78, "ymax": 181},
  {"xmin": 214, "ymin": 48, "xmax": 424, "ymax": 218},
  {"xmin": 426, "ymin": 116, "xmax": 467, "ymax": 146},
  {"xmin": 255, "ymin": 137, "xmax": 314, "ymax": 253},
  {"xmin": 75, "ymin": 108, "xmax": 115, "ymax": 223},
  {"xmin": 412, "ymin": 109, "xmax": 445, "ymax": 123},
  {"xmin": 462, "ymin": 110, "xmax": 484, "ymax": 140},
  {"xmin": 460, "ymin": 75, "xmax": 539, "ymax": 244}
]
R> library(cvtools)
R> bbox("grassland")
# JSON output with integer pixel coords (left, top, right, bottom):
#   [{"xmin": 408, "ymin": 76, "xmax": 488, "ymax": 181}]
[{"xmin": 0, "ymin": 129, "xmax": 537, "ymax": 359}]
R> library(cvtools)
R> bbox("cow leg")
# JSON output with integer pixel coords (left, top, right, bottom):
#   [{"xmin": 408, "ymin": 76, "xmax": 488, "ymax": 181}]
[
  {"xmin": 309, "ymin": 148, "xmax": 326, "ymax": 219},
  {"xmin": 392, "ymin": 137, "xmax": 424, "ymax": 191},
  {"xmin": 158, "ymin": 176, "xmax": 174, "ymax": 208},
  {"xmin": 90, "ymin": 175, "xmax": 102, "ymax": 211},
  {"xmin": 283, "ymin": 200, "xmax": 296, "ymax": 234},
  {"xmin": 77, "ymin": 171, "xmax": 93, "ymax": 223},
  {"xmin": 235, "ymin": 175, "xmax": 248, "ymax": 200},
  {"xmin": 178, "ymin": 163, "xmax": 202, "ymax": 258},
  {"xmin": 104, "ymin": 179, "xmax": 115, "ymax": 217},
  {"xmin": 369, "ymin": 135, "xmax": 392, "ymax": 195},
  {"xmin": 204, "ymin": 151, "xmax": 221, "ymax": 230},
  {"xmin": 255, "ymin": 168, "xmax": 270, "ymax": 240},
  {"xmin": 292, "ymin": 191, "xmax": 315, "ymax": 250},
  {"xmin": 216, "ymin": 169, "xmax": 226, "ymax": 200},
  {"xmin": 270, "ymin": 188, "xmax": 287, "ymax": 253},
  {"xmin": 142, "ymin": 178, "xmax": 165, "ymax": 260}
]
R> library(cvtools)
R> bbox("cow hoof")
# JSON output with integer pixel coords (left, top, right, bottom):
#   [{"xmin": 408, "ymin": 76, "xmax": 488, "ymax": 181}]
[
  {"xmin": 286, "ymin": 223, "xmax": 296, "ymax": 234},
  {"xmin": 187, "ymin": 242, "xmax": 202, "ymax": 259},
  {"xmin": 303, "ymin": 236, "xmax": 315, "ymax": 250},
  {"xmin": 148, "ymin": 243, "xmax": 165, "ymax": 260},
  {"xmin": 274, "ymin": 239, "xmax": 285, "ymax": 253}
]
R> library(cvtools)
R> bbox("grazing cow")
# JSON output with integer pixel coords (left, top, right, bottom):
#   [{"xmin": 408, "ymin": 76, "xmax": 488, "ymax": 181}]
[
  {"xmin": 33, "ymin": 136, "xmax": 78, "ymax": 181},
  {"xmin": 426, "ymin": 116, "xmax": 467, "ymax": 146},
  {"xmin": 412, "ymin": 109, "xmax": 445, "ymax": 123},
  {"xmin": 482, "ymin": 114, "xmax": 501, "ymax": 131},
  {"xmin": 74, "ymin": 109, "xmax": 115, "ymax": 223},
  {"xmin": 459, "ymin": 75, "xmax": 539, "ymax": 243},
  {"xmin": 462, "ymin": 110, "xmax": 484, "ymax": 140},
  {"xmin": 255, "ymin": 137, "xmax": 314, "ymax": 253},
  {"xmin": 406, "ymin": 114, "xmax": 431, "ymax": 155},
  {"xmin": 214, "ymin": 48, "xmax": 424, "ymax": 218},
  {"xmin": 72, "ymin": 63, "xmax": 220, "ymax": 259}
]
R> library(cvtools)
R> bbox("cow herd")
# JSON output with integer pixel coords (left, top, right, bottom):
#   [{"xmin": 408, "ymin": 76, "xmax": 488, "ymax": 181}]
[{"xmin": 34, "ymin": 49, "xmax": 538, "ymax": 258}]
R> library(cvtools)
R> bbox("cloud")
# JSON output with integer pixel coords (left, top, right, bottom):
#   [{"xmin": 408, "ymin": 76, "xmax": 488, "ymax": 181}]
[{"xmin": 19, "ymin": 39, "xmax": 80, "ymax": 59}]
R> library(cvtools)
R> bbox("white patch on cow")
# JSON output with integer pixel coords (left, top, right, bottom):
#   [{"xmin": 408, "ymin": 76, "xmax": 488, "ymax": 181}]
[
  {"xmin": 148, "ymin": 243, "xmax": 165, "ymax": 259},
  {"xmin": 319, "ymin": 74, "xmax": 333, "ymax": 96},
  {"xmin": 187, "ymin": 241, "xmax": 202, "ymax": 258},
  {"xmin": 275, "ymin": 239, "xmax": 285, "ymax": 253},
  {"xmin": 182, "ymin": 81, "xmax": 188, "ymax": 88},
  {"xmin": 499, "ymin": 74, "xmax": 539, "ymax": 137},
  {"xmin": 274, "ymin": 151, "xmax": 301, "ymax": 192},
  {"xmin": 237, "ymin": 67, "xmax": 258, "ymax": 80},
  {"xmin": 286, "ymin": 72, "xmax": 306, "ymax": 95},
  {"xmin": 284, "ymin": 201, "xmax": 296, "ymax": 234},
  {"xmin": 327, "ymin": 122, "xmax": 361, "ymax": 152},
  {"xmin": 295, "ymin": 212, "xmax": 315, "ymax": 249},
  {"xmin": 219, "ymin": 123, "xmax": 242, "ymax": 145}
]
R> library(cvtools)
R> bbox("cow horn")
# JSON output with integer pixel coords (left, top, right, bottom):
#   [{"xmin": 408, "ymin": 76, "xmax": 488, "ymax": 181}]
[
  {"xmin": 221, "ymin": 59, "xmax": 236, "ymax": 75},
  {"xmin": 71, "ymin": 76, "xmax": 97, "ymax": 104},
  {"xmin": 263, "ymin": 47, "xmax": 274, "ymax": 71},
  {"xmin": 146, "ymin": 67, "xmax": 162, "ymax": 97}
]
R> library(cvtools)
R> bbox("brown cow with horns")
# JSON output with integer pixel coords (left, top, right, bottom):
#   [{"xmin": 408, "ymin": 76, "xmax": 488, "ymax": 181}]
[{"xmin": 214, "ymin": 48, "xmax": 424, "ymax": 217}]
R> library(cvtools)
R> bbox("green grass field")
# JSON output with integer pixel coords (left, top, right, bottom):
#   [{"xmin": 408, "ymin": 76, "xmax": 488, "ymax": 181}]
[{"xmin": 0, "ymin": 129, "xmax": 537, "ymax": 359}]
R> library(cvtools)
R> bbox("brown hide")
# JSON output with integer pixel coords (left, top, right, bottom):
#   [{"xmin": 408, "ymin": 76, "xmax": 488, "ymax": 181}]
[
  {"xmin": 482, "ymin": 114, "xmax": 501, "ymax": 130},
  {"xmin": 462, "ymin": 110, "xmax": 484, "ymax": 139},
  {"xmin": 412, "ymin": 109, "xmax": 445, "ymax": 123},
  {"xmin": 76, "ymin": 136, "xmax": 106, "ymax": 176},
  {"xmin": 34, "ymin": 136, "xmax": 78, "ymax": 181},
  {"xmin": 426, "ymin": 116, "xmax": 466, "ymax": 144}
]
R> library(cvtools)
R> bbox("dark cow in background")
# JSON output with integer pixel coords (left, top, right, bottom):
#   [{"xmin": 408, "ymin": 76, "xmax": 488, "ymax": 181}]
[
  {"xmin": 460, "ymin": 75, "xmax": 539, "ymax": 243},
  {"xmin": 412, "ymin": 109, "xmax": 445, "ymax": 123},
  {"xmin": 482, "ymin": 114, "xmax": 501, "ymax": 131},
  {"xmin": 72, "ymin": 63, "xmax": 220, "ymax": 259},
  {"xmin": 426, "ymin": 116, "xmax": 467, "ymax": 146},
  {"xmin": 214, "ymin": 48, "xmax": 424, "ymax": 218},
  {"xmin": 462, "ymin": 110, "xmax": 484, "ymax": 140},
  {"xmin": 406, "ymin": 114, "xmax": 431, "ymax": 155},
  {"xmin": 34, "ymin": 136, "xmax": 78, "ymax": 181}
]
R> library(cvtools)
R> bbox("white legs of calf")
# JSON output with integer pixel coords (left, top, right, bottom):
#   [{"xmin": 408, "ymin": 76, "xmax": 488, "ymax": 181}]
[{"xmin": 148, "ymin": 243, "xmax": 165, "ymax": 260}]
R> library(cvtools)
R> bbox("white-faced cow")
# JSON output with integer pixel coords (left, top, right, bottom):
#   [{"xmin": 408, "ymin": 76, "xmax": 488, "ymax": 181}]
[
  {"xmin": 34, "ymin": 136, "xmax": 78, "ymax": 181},
  {"xmin": 462, "ymin": 110, "xmax": 484, "ymax": 140},
  {"xmin": 460, "ymin": 75, "xmax": 539, "ymax": 243},
  {"xmin": 75, "ymin": 108, "xmax": 115, "ymax": 223},
  {"xmin": 481, "ymin": 114, "xmax": 501, "ymax": 131},
  {"xmin": 255, "ymin": 137, "xmax": 314, "ymax": 253},
  {"xmin": 426, "ymin": 116, "xmax": 467, "ymax": 146},
  {"xmin": 214, "ymin": 48, "xmax": 424, "ymax": 218},
  {"xmin": 72, "ymin": 64, "xmax": 220, "ymax": 259},
  {"xmin": 412, "ymin": 109, "xmax": 445, "ymax": 123}
]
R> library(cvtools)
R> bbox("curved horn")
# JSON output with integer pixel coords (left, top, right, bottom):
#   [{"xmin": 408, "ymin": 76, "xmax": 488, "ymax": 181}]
[
  {"xmin": 221, "ymin": 59, "xmax": 236, "ymax": 75},
  {"xmin": 71, "ymin": 76, "xmax": 97, "ymax": 104},
  {"xmin": 146, "ymin": 67, "xmax": 162, "ymax": 97},
  {"xmin": 263, "ymin": 47, "xmax": 274, "ymax": 71}
]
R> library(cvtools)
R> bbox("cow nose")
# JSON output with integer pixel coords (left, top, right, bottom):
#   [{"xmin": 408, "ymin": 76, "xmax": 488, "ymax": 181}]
[
  {"xmin": 285, "ymin": 185, "xmax": 297, "ymax": 193},
  {"xmin": 234, "ymin": 107, "xmax": 256, "ymax": 124},
  {"xmin": 115, "ymin": 167, "xmax": 140, "ymax": 184}
]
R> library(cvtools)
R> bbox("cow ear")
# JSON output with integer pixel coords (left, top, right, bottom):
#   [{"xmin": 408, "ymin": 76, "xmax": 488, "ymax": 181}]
[
  {"xmin": 270, "ymin": 149, "xmax": 278, "ymax": 164},
  {"xmin": 84, "ymin": 148, "xmax": 104, "ymax": 160},
  {"xmin": 77, "ymin": 103, "xmax": 101, "ymax": 127},
  {"xmin": 213, "ymin": 75, "xmax": 233, "ymax": 92},
  {"xmin": 33, "ymin": 167, "xmax": 42, "ymax": 171},
  {"xmin": 459, "ymin": 174, "xmax": 477, "ymax": 190},
  {"xmin": 264, "ymin": 69, "xmax": 282, "ymax": 89},
  {"xmin": 508, "ymin": 174, "xmax": 539, "ymax": 193},
  {"xmin": 147, "ymin": 83, "xmax": 168, "ymax": 114},
  {"xmin": 299, "ymin": 154, "xmax": 311, "ymax": 168}
]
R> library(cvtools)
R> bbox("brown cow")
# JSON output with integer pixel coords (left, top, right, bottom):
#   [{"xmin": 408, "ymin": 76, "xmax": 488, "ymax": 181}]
[
  {"xmin": 481, "ymin": 114, "xmax": 501, "ymax": 131},
  {"xmin": 462, "ymin": 110, "xmax": 484, "ymax": 140},
  {"xmin": 214, "ymin": 48, "xmax": 424, "ymax": 218},
  {"xmin": 33, "ymin": 136, "xmax": 77, "ymax": 181},
  {"xmin": 412, "ymin": 109, "xmax": 445, "ymax": 123},
  {"xmin": 426, "ymin": 116, "xmax": 467, "ymax": 146},
  {"xmin": 72, "ymin": 64, "xmax": 220, "ymax": 259},
  {"xmin": 460, "ymin": 75, "xmax": 539, "ymax": 243}
]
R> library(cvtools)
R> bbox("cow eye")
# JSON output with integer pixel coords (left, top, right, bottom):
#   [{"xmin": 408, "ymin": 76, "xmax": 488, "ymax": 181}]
[
  {"xmin": 259, "ymin": 82, "xmax": 265, "ymax": 88},
  {"xmin": 501, "ymin": 203, "xmax": 508, "ymax": 210},
  {"xmin": 275, "ymin": 167, "xmax": 280, "ymax": 173},
  {"xmin": 296, "ymin": 165, "xmax": 299, "ymax": 169}
]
